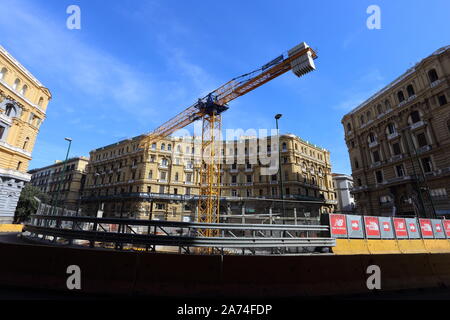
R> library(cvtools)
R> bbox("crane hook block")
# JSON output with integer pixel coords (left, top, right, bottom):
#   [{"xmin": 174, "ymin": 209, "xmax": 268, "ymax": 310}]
[{"xmin": 288, "ymin": 42, "xmax": 316, "ymax": 78}]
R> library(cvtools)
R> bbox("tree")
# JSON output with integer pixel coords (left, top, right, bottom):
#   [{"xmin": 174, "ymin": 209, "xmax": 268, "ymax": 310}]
[{"xmin": 14, "ymin": 184, "xmax": 50, "ymax": 223}]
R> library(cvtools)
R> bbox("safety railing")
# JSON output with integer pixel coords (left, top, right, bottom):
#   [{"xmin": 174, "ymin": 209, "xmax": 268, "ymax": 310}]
[{"xmin": 24, "ymin": 214, "xmax": 334, "ymax": 255}]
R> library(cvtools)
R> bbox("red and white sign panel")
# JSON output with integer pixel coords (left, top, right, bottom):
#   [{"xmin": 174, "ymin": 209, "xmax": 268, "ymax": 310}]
[
  {"xmin": 444, "ymin": 220, "xmax": 450, "ymax": 238},
  {"xmin": 393, "ymin": 218, "xmax": 408, "ymax": 238},
  {"xmin": 364, "ymin": 216, "xmax": 381, "ymax": 238},
  {"xmin": 330, "ymin": 214, "xmax": 347, "ymax": 238},
  {"xmin": 419, "ymin": 219, "xmax": 434, "ymax": 238}
]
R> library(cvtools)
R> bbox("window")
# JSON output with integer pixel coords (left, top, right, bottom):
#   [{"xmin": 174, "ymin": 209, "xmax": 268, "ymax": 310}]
[
  {"xmin": 186, "ymin": 173, "xmax": 192, "ymax": 183},
  {"xmin": 148, "ymin": 170, "xmax": 153, "ymax": 179},
  {"xmin": 20, "ymin": 85, "xmax": 28, "ymax": 96},
  {"xmin": 151, "ymin": 143, "xmax": 156, "ymax": 150},
  {"xmin": 360, "ymin": 115, "xmax": 365, "ymax": 126},
  {"xmin": 161, "ymin": 143, "xmax": 165, "ymax": 151},
  {"xmin": 438, "ymin": 95, "xmax": 448, "ymax": 106},
  {"xmin": 428, "ymin": 69, "xmax": 439, "ymax": 83},
  {"xmin": 377, "ymin": 104, "xmax": 383, "ymax": 115},
  {"xmin": 375, "ymin": 170, "xmax": 383, "ymax": 183},
  {"xmin": 12, "ymin": 78, "xmax": 20, "ymax": 90},
  {"xmin": 387, "ymin": 123, "xmax": 396, "ymax": 135},
  {"xmin": 410, "ymin": 110, "xmax": 421, "ymax": 123},
  {"xmin": 372, "ymin": 150, "xmax": 381, "ymax": 163},
  {"xmin": 161, "ymin": 158, "xmax": 168, "ymax": 167},
  {"xmin": 282, "ymin": 142, "xmax": 287, "ymax": 151},
  {"xmin": 421, "ymin": 157, "xmax": 433, "ymax": 173},
  {"xmin": 167, "ymin": 144, "xmax": 172, "ymax": 151},
  {"xmin": 347, "ymin": 123, "xmax": 352, "ymax": 132},
  {"xmin": 385, "ymin": 99, "xmax": 391, "ymax": 110},
  {"xmin": 0, "ymin": 67, "xmax": 7, "ymax": 80},
  {"xmin": 16, "ymin": 161, "xmax": 22, "ymax": 171},
  {"xmin": 5, "ymin": 104, "xmax": 15, "ymax": 117},
  {"xmin": 0, "ymin": 126, "xmax": 5, "ymax": 140},
  {"xmin": 354, "ymin": 158, "xmax": 359, "ymax": 169},
  {"xmin": 174, "ymin": 188, "xmax": 178, "ymax": 195},
  {"xmin": 175, "ymin": 172, "xmax": 179, "ymax": 181},
  {"xmin": 416, "ymin": 132, "xmax": 428, "ymax": 147},
  {"xmin": 368, "ymin": 132, "xmax": 376, "ymax": 143},
  {"xmin": 366, "ymin": 111, "xmax": 372, "ymax": 121},
  {"xmin": 38, "ymin": 97, "xmax": 44, "ymax": 107},
  {"xmin": 407, "ymin": 85, "xmax": 415, "ymax": 97},
  {"xmin": 23, "ymin": 137, "xmax": 29, "ymax": 150},
  {"xmin": 160, "ymin": 171, "xmax": 167, "ymax": 180},
  {"xmin": 392, "ymin": 143, "xmax": 402, "ymax": 155},
  {"xmin": 397, "ymin": 91, "xmax": 405, "ymax": 103},
  {"xmin": 396, "ymin": 165, "xmax": 405, "ymax": 177},
  {"xmin": 232, "ymin": 175, "xmax": 237, "ymax": 183}
]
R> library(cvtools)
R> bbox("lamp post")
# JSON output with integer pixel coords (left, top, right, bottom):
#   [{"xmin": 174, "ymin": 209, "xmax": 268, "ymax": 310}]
[
  {"xmin": 275, "ymin": 114, "xmax": 286, "ymax": 222},
  {"xmin": 54, "ymin": 137, "xmax": 72, "ymax": 214}
]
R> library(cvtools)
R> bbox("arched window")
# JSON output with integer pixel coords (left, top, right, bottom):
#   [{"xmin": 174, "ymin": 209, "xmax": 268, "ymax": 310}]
[
  {"xmin": 0, "ymin": 67, "xmax": 7, "ymax": 80},
  {"xmin": 347, "ymin": 122, "xmax": 352, "ymax": 132},
  {"xmin": 386, "ymin": 123, "xmax": 396, "ymax": 135},
  {"xmin": 385, "ymin": 99, "xmax": 391, "ymax": 110},
  {"xmin": 167, "ymin": 144, "xmax": 172, "ymax": 151},
  {"xmin": 20, "ymin": 84, "xmax": 28, "ymax": 96},
  {"xmin": 428, "ymin": 69, "xmax": 439, "ymax": 83},
  {"xmin": 161, "ymin": 143, "xmax": 165, "ymax": 151},
  {"xmin": 23, "ymin": 137, "xmax": 30, "ymax": 150},
  {"xmin": 377, "ymin": 104, "xmax": 383, "ymax": 115},
  {"xmin": 407, "ymin": 85, "xmax": 415, "ymax": 97},
  {"xmin": 366, "ymin": 110, "xmax": 372, "ymax": 121},
  {"xmin": 151, "ymin": 143, "xmax": 156, "ymax": 150},
  {"xmin": 12, "ymin": 78, "xmax": 20, "ymax": 90},
  {"xmin": 360, "ymin": 115, "xmax": 365, "ymax": 126},
  {"xmin": 38, "ymin": 97, "xmax": 44, "ymax": 107},
  {"xmin": 397, "ymin": 90, "xmax": 405, "ymax": 103},
  {"xmin": 282, "ymin": 142, "xmax": 287, "ymax": 151},
  {"xmin": 5, "ymin": 104, "xmax": 16, "ymax": 117},
  {"xmin": 410, "ymin": 110, "xmax": 421, "ymax": 124},
  {"xmin": 354, "ymin": 158, "xmax": 359, "ymax": 169}
]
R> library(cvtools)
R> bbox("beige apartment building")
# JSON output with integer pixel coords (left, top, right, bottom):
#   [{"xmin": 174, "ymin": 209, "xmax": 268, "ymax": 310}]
[
  {"xmin": 28, "ymin": 157, "xmax": 89, "ymax": 210},
  {"xmin": 0, "ymin": 45, "xmax": 51, "ymax": 223},
  {"xmin": 81, "ymin": 134, "xmax": 336, "ymax": 221},
  {"xmin": 342, "ymin": 45, "xmax": 450, "ymax": 217}
]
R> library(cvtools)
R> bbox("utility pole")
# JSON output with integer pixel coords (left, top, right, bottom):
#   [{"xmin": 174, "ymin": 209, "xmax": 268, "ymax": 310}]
[
  {"xmin": 275, "ymin": 114, "xmax": 286, "ymax": 222},
  {"xmin": 54, "ymin": 137, "xmax": 72, "ymax": 214}
]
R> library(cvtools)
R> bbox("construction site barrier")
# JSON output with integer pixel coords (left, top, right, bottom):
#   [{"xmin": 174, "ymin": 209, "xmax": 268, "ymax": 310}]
[
  {"xmin": 0, "ymin": 224, "xmax": 23, "ymax": 233},
  {"xmin": 327, "ymin": 214, "xmax": 450, "ymax": 255}
]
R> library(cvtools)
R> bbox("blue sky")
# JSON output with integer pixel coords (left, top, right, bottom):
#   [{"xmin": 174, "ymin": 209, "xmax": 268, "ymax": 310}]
[{"xmin": 0, "ymin": 0, "xmax": 449, "ymax": 174}]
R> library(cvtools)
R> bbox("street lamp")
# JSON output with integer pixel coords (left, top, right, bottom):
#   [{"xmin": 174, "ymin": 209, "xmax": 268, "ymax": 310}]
[
  {"xmin": 275, "ymin": 114, "xmax": 286, "ymax": 222},
  {"xmin": 54, "ymin": 137, "xmax": 72, "ymax": 214}
]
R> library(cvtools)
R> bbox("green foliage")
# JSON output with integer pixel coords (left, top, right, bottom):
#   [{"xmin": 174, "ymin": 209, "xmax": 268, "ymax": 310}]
[{"xmin": 14, "ymin": 184, "xmax": 50, "ymax": 223}]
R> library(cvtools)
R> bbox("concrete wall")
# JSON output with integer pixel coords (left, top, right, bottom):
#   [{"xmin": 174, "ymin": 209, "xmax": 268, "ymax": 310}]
[{"xmin": 2, "ymin": 240, "xmax": 450, "ymax": 297}]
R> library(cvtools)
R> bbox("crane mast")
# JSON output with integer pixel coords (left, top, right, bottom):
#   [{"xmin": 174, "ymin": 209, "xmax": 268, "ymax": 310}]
[{"xmin": 139, "ymin": 42, "xmax": 318, "ymax": 238}]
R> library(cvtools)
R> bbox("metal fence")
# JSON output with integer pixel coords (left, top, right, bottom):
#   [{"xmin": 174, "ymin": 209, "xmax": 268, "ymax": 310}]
[{"xmin": 23, "ymin": 204, "xmax": 334, "ymax": 255}]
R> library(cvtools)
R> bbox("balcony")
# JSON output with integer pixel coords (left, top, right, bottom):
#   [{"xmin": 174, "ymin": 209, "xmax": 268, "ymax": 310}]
[
  {"xmin": 368, "ymin": 141, "xmax": 378, "ymax": 148},
  {"xmin": 370, "ymin": 161, "xmax": 382, "ymax": 169},
  {"xmin": 410, "ymin": 120, "xmax": 426, "ymax": 130},
  {"xmin": 387, "ymin": 132, "xmax": 399, "ymax": 140},
  {"xmin": 431, "ymin": 79, "xmax": 442, "ymax": 88},
  {"xmin": 417, "ymin": 145, "xmax": 432, "ymax": 154},
  {"xmin": 389, "ymin": 154, "xmax": 403, "ymax": 163},
  {"xmin": 229, "ymin": 168, "xmax": 239, "ymax": 173}
]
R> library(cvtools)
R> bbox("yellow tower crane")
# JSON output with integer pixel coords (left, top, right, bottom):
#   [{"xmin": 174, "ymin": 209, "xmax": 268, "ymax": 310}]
[{"xmin": 139, "ymin": 42, "xmax": 318, "ymax": 237}]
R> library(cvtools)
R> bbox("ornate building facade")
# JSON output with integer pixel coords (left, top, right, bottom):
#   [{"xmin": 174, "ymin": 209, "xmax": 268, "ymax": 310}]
[
  {"xmin": 81, "ymin": 134, "xmax": 336, "ymax": 221},
  {"xmin": 29, "ymin": 157, "xmax": 89, "ymax": 210},
  {"xmin": 342, "ymin": 45, "xmax": 450, "ymax": 217},
  {"xmin": 0, "ymin": 46, "xmax": 51, "ymax": 223}
]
